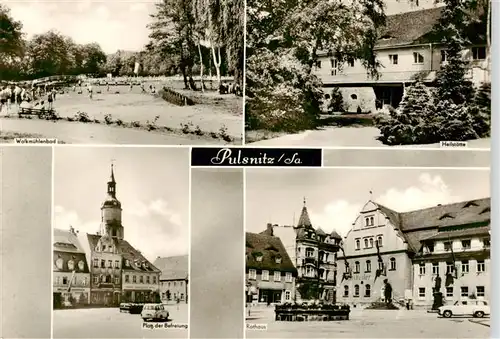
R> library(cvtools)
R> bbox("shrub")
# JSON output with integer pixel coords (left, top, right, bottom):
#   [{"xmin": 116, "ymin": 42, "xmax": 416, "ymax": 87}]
[
  {"xmin": 218, "ymin": 125, "xmax": 232, "ymax": 142},
  {"xmin": 131, "ymin": 121, "xmax": 141, "ymax": 128},
  {"xmin": 104, "ymin": 114, "xmax": 114, "ymax": 125},
  {"xmin": 74, "ymin": 111, "xmax": 91, "ymax": 123},
  {"xmin": 327, "ymin": 87, "xmax": 345, "ymax": 113}
]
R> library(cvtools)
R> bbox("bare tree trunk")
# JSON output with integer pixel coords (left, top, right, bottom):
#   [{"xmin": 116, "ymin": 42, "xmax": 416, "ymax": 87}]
[
  {"xmin": 211, "ymin": 45, "xmax": 222, "ymax": 89},
  {"xmin": 198, "ymin": 44, "xmax": 204, "ymax": 92}
]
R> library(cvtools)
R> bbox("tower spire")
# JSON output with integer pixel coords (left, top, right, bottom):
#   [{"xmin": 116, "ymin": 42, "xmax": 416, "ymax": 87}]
[{"xmin": 297, "ymin": 197, "xmax": 312, "ymax": 228}]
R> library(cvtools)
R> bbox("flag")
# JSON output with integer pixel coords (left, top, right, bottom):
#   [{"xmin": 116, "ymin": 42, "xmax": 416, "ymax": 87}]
[
  {"xmin": 445, "ymin": 236, "xmax": 458, "ymax": 286},
  {"xmin": 339, "ymin": 245, "xmax": 351, "ymax": 283},
  {"xmin": 374, "ymin": 242, "xmax": 386, "ymax": 282}
]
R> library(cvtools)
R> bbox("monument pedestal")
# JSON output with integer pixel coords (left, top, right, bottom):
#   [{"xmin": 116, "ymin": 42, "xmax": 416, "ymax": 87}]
[{"xmin": 432, "ymin": 292, "xmax": 444, "ymax": 310}]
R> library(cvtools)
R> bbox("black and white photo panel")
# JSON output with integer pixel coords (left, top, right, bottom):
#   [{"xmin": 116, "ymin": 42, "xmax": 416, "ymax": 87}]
[
  {"xmin": 52, "ymin": 147, "xmax": 189, "ymax": 338},
  {"xmin": 245, "ymin": 0, "xmax": 491, "ymax": 148},
  {"xmin": 245, "ymin": 167, "xmax": 490, "ymax": 338},
  {"xmin": 0, "ymin": 1, "xmax": 243, "ymax": 145}
]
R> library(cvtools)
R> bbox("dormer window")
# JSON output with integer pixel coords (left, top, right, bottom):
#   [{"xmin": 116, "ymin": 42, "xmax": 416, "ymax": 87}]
[
  {"xmin": 275, "ymin": 257, "xmax": 282, "ymax": 264},
  {"xmin": 56, "ymin": 258, "xmax": 63, "ymax": 270},
  {"xmin": 461, "ymin": 240, "xmax": 471, "ymax": 250},
  {"xmin": 68, "ymin": 260, "xmax": 75, "ymax": 270},
  {"xmin": 78, "ymin": 261, "xmax": 85, "ymax": 271},
  {"xmin": 256, "ymin": 255, "xmax": 263, "ymax": 262},
  {"xmin": 439, "ymin": 213, "xmax": 454, "ymax": 220},
  {"xmin": 380, "ymin": 34, "xmax": 393, "ymax": 40},
  {"xmin": 125, "ymin": 260, "xmax": 130, "ymax": 267},
  {"xmin": 480, "ymin": 207, "xmax": 490, "ymax": 214},
  {"xmin": 463, "ymin": 201, "xmax": 479, "ymax": 208},
  {"xmin": 444, "ymin": 241, "xmax": 452, "ymax": 251}
]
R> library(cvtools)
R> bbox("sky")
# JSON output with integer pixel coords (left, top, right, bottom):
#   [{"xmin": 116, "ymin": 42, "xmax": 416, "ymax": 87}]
[
  {"xmin": 245, "ymin": 168, "xmax": 490, "ymax": 238},
  {"xmin": 2, "ymin": 0, "xmax": 440, "ymax": 54},
  {"xmin": 53, "ymin": 147, "xmax": 189, "ymax": 262}
]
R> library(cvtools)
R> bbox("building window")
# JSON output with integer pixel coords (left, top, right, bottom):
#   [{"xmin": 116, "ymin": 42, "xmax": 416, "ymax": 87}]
[
  {"xmin": 82, "ymin": 277, "xmax": 87, "ymax": 286},
  {"xmin": 354, "ymin": 285, "xmax": 360, "ymax": 297},
  {"xmin": 388, "ymin": 54, "xmax": 398, "ymax": 65},
  {"xmin": 441, "ymin": 50, "xmax": 447, "ymax": 63},
  {"xmin": 446, "ymin": 262, "xmax": 455, "ymax": 274},
  {"xmin": 355, "ymin": 239, "xmax": 361, "ymax": 250},
  {"xmin": 472, "ymin": 47, "xmax": 486, "ymax": 60},
  {"xmin": 315, "ymin": 60, "xmax": 322, "ymax": 70},
  {"xmin": 285, "ymin": 272, "xmax": 292, "ymax": 282},
  {"xmin": 419, "ymin": 288, "xmax": 425, "ymax": 298},
  {"xmin": 343, "ymin": 285, "xmax": 349, "ymax": 297},
  {"xmin": 461, "ymin": 240, "xmax": 471, "ymax": 250},
  {"xmin": 365, "ymin": 260, "xmax": 371, "ymax": 272},
  {"xmin": 133, "ymin": 276, "xmax": 136, "ymax": 283},
  {"xmin": 93, "ymin": 258, "xmax": 98, "ymax": 268},
  {"xmin": 365, "ymin": 284, "xmax": 371, "ymax": 297},
  {"xmin": 93, "ymin": 276, "xmax": 98, "ymax": 284},
  {"xmin": 476, "ymin": 286, "xmax": 485, "ymax": 297},
  {"xmin": 174, "ymin": 282, "xmax": 177, "ymax": 287},
  {"xmin": 274, "ymin": 271, "xmax": 281, "ymax": 282},
  {"xmin": 370, "ymin": 217, "xmax": 374, "ymax": 226},
  {"xmin": 477, "ymin": 260, "xmax": 485, "ymax": 272},
  {"xmin": 249, "ymin": 269, "xmax": 257, "ymax": 280},
  {"xmin": 153, "ymin": 276, "xmax": 156, "ymax": 284},
  {"xmin": 55, "ymin": 276, "xmax": 60, "ymax": 285},
  {"xmin": 262, "ymin": 270, "xmax": 269, "ymax": 281},
  {"xmin": 413, "ymin": 52, "xmax": 424, "ymax": 64},
  {"xmin": 432, "ymin": 263, "xmax": 439, "ymax": 275},
  {"xmin": 114, "ymin": 277, "xmax": 119, "ymax": 284},
  {"xmin": 101, "ymin": 260, "xmax": 105, "ymax": 268},
  {"xmin": 305, "ymin": 248, "xmax": 314, "ymax": 257},
  {"xmin": 354, "ymin": 261, "xmax": 360, "ymax": 273},
  {"xmin": 125, "ymin": 260, "xmax": 130, "ymax": 267},
  {"xmin": 444, "ymin": 241, "xmax": 452, "ymax": 251},
  {"xmin": 285, "ymin": 290, "xmax": 291, "ymax": 301},
  {"xmin": 419, "ymin": 263, "xmax": 426, "ymax": 275},
  {"xmin": 146, "ymin": 276, "xmax": 150, "ymax": 284},
  {"xmin": 390, "ymin": 258, "xmax": 396, "ymax": 270},
  {"xmin": 364, "ymin": 239, "xmax": 369, "ymax": 248},
  {"xmin": 125, "ymin": 275, "xmax": 129, "ymax": 283},
  {"xmin": 483, "ymin": 238, "xmax": 490, "ymax": 248},
  {"xmin": 180, "ymin": 281, "xmax": 183, "ymax": 286},
  {"xmin": 67, "ymin": 260, "xmax": 74, "ymax": 270},
  {"xmin": 378, "ymin": 261, "xmax": 384, "ymax": 271},
  {"xmin": 461, "ymin": 261, "xmax": 469, "ymax": 273},
  {"xmin": 446, "ymin": 287, "xmax": 453, "ymax": 298},
  {"xmin": 427, "ymin": 243, "xmax": 434, "ymax": 253},
  {"xmin": 377, "ymin": 236, "xmax": 383, "ymax": 247},
  {"xmin": 63, "ymin": 277, "xmax": 68, "ymax": 285},
  {"xmin": 369, "ymin": 238, "xmax": 374, "ymax": 248},
  {"xmin": 114, "ymin": 260, "xmax": 119, "ymax": 268},
  {"xmin": 347, "ymin": 58, "xmax": 354, "ymax": 67},
  {"xmin": 108, "ymin": 260, "xmax": 112, "ymax": 268},
  {"xmin": 461, "ymin": 286, "xmax": 469, "ymax": 297}
]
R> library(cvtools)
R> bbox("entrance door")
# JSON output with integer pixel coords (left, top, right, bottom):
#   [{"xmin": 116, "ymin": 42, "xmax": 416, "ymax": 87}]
[{"xmin": 273, "ymin": 292, "xmax": 282, "ymax": 303}]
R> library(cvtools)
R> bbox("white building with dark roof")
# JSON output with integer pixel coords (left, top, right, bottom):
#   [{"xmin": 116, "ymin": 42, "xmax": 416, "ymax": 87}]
[
  {"xmin": 154, "ymin": 255, "xmax": 189, "ymax": 304},
  {"xmin": 53, "ymin": 227, "xmax": 91, "ymax": 308},
  {"xmin": 337, "ymin": 197, "xmax": 490, "ymax": 309},
  {"xmin": 314, "ymin": 6, "xmax": 490, "ymax": 112}
]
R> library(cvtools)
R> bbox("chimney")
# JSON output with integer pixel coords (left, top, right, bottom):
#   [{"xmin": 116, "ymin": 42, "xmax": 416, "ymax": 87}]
[{"xmin": 266, "ymin": 223, "xmax": 274, "ymax": 236}]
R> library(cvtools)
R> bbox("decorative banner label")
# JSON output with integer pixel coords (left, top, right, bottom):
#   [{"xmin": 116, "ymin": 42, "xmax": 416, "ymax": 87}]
[{"xmin": 191, "ymin": 148, "xmax": 322, "ymax": 167}]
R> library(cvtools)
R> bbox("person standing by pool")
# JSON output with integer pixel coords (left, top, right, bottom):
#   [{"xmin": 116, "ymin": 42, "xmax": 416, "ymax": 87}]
[
  {"xmin": 47, "ymin": 89, "xmax": 54, "ymax": 110},
  {"xmin": 88, "ymin": 83, "xmax": 93, "ymax": 99}
]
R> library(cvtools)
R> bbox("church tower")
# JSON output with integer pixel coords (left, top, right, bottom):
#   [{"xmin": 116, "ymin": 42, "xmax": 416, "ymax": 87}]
[{"xmin": 100, "ymin": 164, "xmax": 124, "ymax": 240}]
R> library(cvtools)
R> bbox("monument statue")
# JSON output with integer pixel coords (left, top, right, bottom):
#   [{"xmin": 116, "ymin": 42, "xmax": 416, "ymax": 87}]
[{"xmin": 383, "ymin": 279, "xmax": 392, "ymax": 304}]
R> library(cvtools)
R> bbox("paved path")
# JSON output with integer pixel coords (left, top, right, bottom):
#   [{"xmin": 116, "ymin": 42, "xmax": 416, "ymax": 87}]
[
  {"xmin": 246, "ymin": 308, "xmax": 490, "ymax": 338},
  {"xmin": 0, "ymin": 118, "xmax": 231, "ymax": 145},
  {"xmin": 250, "ymin": 127, "xmax": 491, "ymax": 148},
  {"xmin": 53, "ymin": 305, "xmax": 188, "ymax": 338}
]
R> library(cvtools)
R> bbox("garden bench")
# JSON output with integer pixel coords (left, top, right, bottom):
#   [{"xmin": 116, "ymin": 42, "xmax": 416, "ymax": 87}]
[{"xmin": 19, "ymin": 107, "xmax": 56, "ymax": 119}]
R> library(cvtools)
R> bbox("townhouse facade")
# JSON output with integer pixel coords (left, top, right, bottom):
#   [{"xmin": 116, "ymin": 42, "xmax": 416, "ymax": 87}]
[
  {"xmin": 154, "ymin": 255, "xmax": 189, "ymax": 304},
  {"xmin": 246, "ymin": 230, "xmax": 297, "ymax": 304},
  {"xmin": 337, "ymin": 197, "xmax": 490, "ymax": 309},
  {"xmin": 313, "ymin": 7, "xmax": 490, "ymax": 112}
]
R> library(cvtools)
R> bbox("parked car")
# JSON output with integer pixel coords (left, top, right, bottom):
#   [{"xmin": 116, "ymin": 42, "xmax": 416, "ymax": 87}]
[
  {"xmin": 439, "ymin": 300, "xmax": 490, "ymax": 318},
  {"xmin": 129, "ymin": 303, "xmax": 144, "ymax": 314},
  {"xmin": 119, "ymin": 303, "xmax": 131, "ymax": 312},
  {"xmin": 141, "ymin": 303, "xmax": 169, "ymax": 322}
]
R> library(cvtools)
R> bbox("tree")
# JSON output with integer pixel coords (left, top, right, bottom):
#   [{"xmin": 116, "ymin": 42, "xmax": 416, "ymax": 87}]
[
  {"xmin": 26, "ymin": 31, "xmax": 75, "ymax": 78},
  {"xmin": 433, "ymin": 0, "xmax": 476, "ymax": 105},
  {"xmin": 0, "ymin": 4, "xmax": 25, "ymax": 78},
  {"xmin": 149, "ymin": 0, "xmax": 198, "ymax": 89}
]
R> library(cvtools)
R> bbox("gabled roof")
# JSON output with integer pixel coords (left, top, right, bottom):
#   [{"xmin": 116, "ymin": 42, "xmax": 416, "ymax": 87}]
[
  {"xmin": 54, "ymin": 228, "xmax": 85, "ymax": 253},
  {"xmin": 246, "ymin": 232, "xmax": 297, "ymax": 274},
  {"xmin": 329, "ymin": 230, "xmax": 342, "ymax": 240},
  {"xmin": 153, "ymin": 255, "xmax": 188, "ymax": 281},
  {"xmin": 372, "ymin": 198, "xmax": 490, "ymax": 253},
  {"xmin": 423, "ymin": 226, "xmax": 490, "ymax": 241},
  {"xmin": 377, "ymin": 7, "xmax": 444, "ymax": 48},
  {"xmin": 53, "ymin": 251, "xmax": 90, "ymax": 273},
  {"xmin": 86, "ymin": 233, "xmax": 160, "ymax": 273},
  {"xmin": 316, "ymin": 227, "xmax": 326, "ymax": 236}
]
